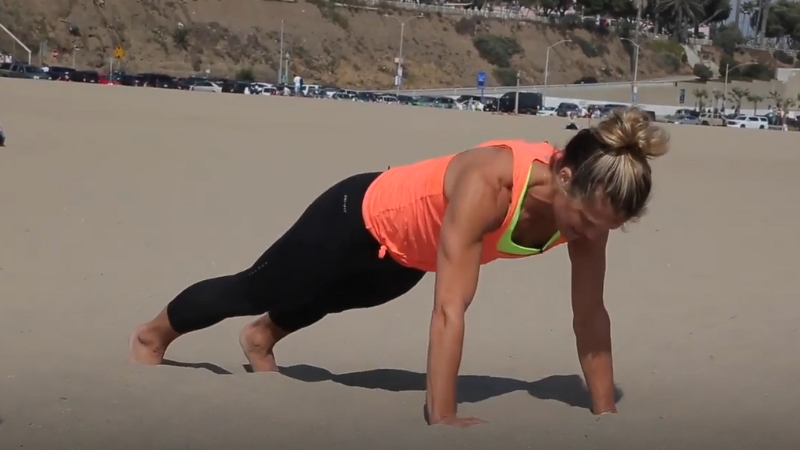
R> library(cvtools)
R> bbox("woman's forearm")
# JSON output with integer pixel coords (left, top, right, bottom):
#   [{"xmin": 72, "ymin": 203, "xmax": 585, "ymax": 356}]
[
  {"xmin": 425, "ymin": 307, "xmax": 466, "ymax": 423},
  {"xmin": 574, "ymin": 311, "xmax": 616, "ymax": 413}
]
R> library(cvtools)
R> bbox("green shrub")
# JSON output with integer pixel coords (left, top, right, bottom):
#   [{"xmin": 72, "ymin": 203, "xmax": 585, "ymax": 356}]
[
  {"xmin": 739, "ymin": 62, "xmax": 774, "ymax": 81},
  {"xmin": 712, "ymin": 25, "xmax": 743, "ymax": 55},
  {"xmin": 308, "ymin": 0, "xmax": 350, "ymax": 30},
  {"xmin": 472, "ymin": 34, "xmax": 522, "ymax": 67},
  {"xmin": 693, "ymin": 63, "xmax": 713, "ymax": 81},
  {"xmin": 558, "ymin": 15, "xmax": 581, "ymax": 31},
  {"xmin": 774, "ymin": 50, "xmax": 795, "ymax": 65},
  {"xmin": 172, "ymin": 26, "xmax": 190, "ymax": 51},
  {"xmin": 235, "ymin": 67, "xmax": 255, "ymax": 82},
  {"xmin": 648, "ymin": 40, "xmax": 684, "ymax": 59},
  {"xmin": 719, "ymin": 53, "xmax": 737, "ymax": 78},
  {"xmin": 573, "ymin": 36, "xmax": 600, "ymax": 58},
  {"xmin": 493, "ymin": 67, "xmax": 518, "ymax": 86},
  {"xmin": 658, "ymin": 53, "xmax": 682, "ymax": 73},
  {"xmin": 454, "ymin": 17, "xmax": 478, "ymax": 36}
]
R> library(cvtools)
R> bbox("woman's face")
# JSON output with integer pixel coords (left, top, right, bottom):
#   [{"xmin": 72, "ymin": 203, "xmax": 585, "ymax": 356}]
[{"xmin": 551, "ymin": 168, "xmax": 624, "ymax": 242}]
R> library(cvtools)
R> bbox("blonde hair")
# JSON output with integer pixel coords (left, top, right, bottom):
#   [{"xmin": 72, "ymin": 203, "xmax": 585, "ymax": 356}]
[{"xmin": 552, "ymin": 107, "xmax": 670, "ymax": 221}]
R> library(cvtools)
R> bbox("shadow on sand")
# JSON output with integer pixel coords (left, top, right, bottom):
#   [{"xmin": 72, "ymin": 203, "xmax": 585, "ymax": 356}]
[
  {"xmin": 161, "ymin": 358, "xmax": 623, "ymax": 410},
  {"xmin": 278, "ymin": 364, "xmax": 624, "ymax": 409},
  {"xmin": 162, "ymin": 359, "xmax": 234, "ymax": 375}
]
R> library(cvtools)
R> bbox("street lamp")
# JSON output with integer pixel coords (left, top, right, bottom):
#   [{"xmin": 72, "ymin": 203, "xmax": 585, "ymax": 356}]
[
  {"xmin": 543, "ymin": 39, "xmax": 571, "ymax": 106},
  {"xmin": 515, "ymin": 70, "xmax": 526, "ymax": 114},
  {"xmin": 723, "ymin": 62, "xmax": 759, "ymax": 112},
  {"xmin": 620, "ymin": 37, "xmax": 640, "ymax": 105},
  {"xmin": 72, "ymin": 46, "xmax": 80, "ymax": 68},
  {"xmin": 278, "ymin": 20, "xmax": 285, "ymax": 85},
  {"xmin": 385, "ymin": 13, "xmax": 424, "ymax": 95}
]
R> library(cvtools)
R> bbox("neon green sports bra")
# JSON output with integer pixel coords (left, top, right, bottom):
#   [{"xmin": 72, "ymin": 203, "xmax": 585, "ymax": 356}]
[{"xmin": 495, "ymin": 165, "xmax": 562, "ymax": 256}]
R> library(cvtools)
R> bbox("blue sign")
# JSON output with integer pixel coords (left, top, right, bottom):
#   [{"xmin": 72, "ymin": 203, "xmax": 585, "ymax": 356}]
[
  {"xmin": 679, "ymin": 88, "xmax": 686, "ymax": 105},
  {"xmin": 632, "ymin": 92, "xmax": 638, "ymax": 103},
  {"xmin": 477, "ymin": 71, "xmax": 486, "ymax": 88}
]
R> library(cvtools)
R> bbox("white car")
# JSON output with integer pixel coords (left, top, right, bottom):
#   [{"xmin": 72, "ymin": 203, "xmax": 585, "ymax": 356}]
[
  {"xmin": 726, "ymin": 115, "xmax": 768, "ymax": 129},
  {"xmin": 190, "ymin": 80, "xmax": 222, "ymax": 93},
  {"xmin": 537, "ymin": 106, "xmax": 557, "ymax": 116}
]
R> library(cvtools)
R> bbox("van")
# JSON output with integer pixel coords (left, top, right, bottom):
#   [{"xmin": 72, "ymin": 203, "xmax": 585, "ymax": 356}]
[{"xmin": 498, "ymin": 91, "xmax": 543, "ymax": 114}]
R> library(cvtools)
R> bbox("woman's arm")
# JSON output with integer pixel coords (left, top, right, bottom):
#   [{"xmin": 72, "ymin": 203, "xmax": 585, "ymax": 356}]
[
  {"xmin": 426, "ymin": 152, "xmax": 508, "ymax": 426},
  {"xmin": 567, "ymin": 232, "xmax": 617, "ymax": 414}
]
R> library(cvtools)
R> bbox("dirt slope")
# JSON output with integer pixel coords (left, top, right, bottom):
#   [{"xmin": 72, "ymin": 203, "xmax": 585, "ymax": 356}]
[{"xmin": 0, "ymin": 0, "xmax": 689, "ymax": 88}]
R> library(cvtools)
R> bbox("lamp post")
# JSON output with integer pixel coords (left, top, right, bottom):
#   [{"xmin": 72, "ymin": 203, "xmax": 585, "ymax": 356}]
[
  {"xmin": 543, "ymin": 39, "xmax": 571, "ymax": 106},
  {"xmin": 72, "ymin": 46, "xmax": 80, "ymax": 68},
  {"xmin": 277, "ymin": 20, "xmax": 285, "ymax": 85},
  {"xmin": 723, "ymin": 61, "xmax": 759, "ymax": 112},
  {"xmin": 515, "ymin": 70, "xmax": 526, "ymax": 114},
  {"xmin": 620, "ymin": 37, "xmax": 640, "ymax": 105},
  {"xmin": 386, "ymin": 14, "xmax": 424, "ymax": 96}
]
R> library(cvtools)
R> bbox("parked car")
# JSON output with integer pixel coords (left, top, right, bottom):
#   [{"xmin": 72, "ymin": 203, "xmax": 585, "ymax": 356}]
[
  {"xmin": 47, "ymin": 66, "xmax": 77, "ymax": 81},
  {"xmin": 119, "ymin": 74, "xmax": 147, "ymax": 87},
  {"xmin": 573, "ymin": 76, "xmax": 598, "ymax": 84},
  {"xmin": 698, "ymin": 112, "xmax": 726, "ymax": 126},
  {"xmin": 138, "ymin": 73, "xmax": 177, "ymax": 88},
  {"xmin": 556, "ymin": 102, "xmax": 582, "ymax": 117},
  {"xmin": 537, "ymin": 106, "xmax": 557, "ymax": 116},
  {"xmin": 70, "ymin": 71, "xmax": 110, "ymax": 84},
  {"xmin": 0, "ymin": 63, "xmax": 48, "ymax": 79},
  {"xmin": 725, "ymin": 115, "xmax": 769, "ymax": 129},
  {"xmin": 672, "ymin": 114, "xmax": 700, "ymax": 125},
  {"xmin": 189, "ymin": 80, "xmax": 222, "ymax": 93}
]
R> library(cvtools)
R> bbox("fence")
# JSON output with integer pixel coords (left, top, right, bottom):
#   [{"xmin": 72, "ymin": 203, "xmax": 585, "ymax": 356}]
[{"xmin": 0, "ymin": 22, "xmax": 31, "ymax": 64}]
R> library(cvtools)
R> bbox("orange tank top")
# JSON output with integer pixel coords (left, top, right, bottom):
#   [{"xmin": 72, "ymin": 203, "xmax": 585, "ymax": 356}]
[{"xmin": 361, "ymin": 140, "xmax": 567, "ymax": 272}]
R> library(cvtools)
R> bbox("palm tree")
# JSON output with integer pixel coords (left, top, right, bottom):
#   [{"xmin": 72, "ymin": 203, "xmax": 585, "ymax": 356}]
[
  {"xmin": 747, "ymin": 94, "xmax": 764, "ymax": 114},
  {"xmin": 693, "ymin": 88, "xmax": 709, "ymax": 110},
  {"xmin": 730, "ymin": 87, "xmax": 749, "ymax": 115},
  {"xmin": 712, "ymin": 89, "xmax": 725, "ymax": 112},
  {"xmin": 768, "ymin": 90, "xmax": 782, "ymax": 109},
  {"xmin": 657, "ymin": 0, "xmax": 706, "ymax": 43}
]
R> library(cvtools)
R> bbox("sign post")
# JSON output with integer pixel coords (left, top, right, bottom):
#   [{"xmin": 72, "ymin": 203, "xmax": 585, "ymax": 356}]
[
  {"xmin": 113, "ymin": 46, "xmax": 125, "ymax": 81},
  {"xmin": 477, "ymin": 70, "xmax": 486, "ymax": 104}
]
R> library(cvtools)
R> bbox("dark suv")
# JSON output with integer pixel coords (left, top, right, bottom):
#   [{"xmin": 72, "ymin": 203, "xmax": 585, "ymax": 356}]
[{"xmin": 497, "ymin": 91, "xmax": 543, "ymax": 114}]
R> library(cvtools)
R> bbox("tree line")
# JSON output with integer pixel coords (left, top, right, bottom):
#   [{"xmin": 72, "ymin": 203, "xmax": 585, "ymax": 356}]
[{"xmin": 463, "ymin": 0, "xmax": 800, "ymax": 49}]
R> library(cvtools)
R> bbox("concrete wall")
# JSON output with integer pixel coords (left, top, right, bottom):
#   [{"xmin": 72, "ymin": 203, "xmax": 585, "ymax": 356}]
[{"xmin": 545, "ymin": 79, "xmax": 787, "ymax": 108}]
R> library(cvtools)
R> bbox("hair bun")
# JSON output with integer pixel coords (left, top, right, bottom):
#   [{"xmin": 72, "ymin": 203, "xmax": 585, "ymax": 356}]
[{"xmin": 592, "ymin": 107, "xmax": 670, "ymax": 159}]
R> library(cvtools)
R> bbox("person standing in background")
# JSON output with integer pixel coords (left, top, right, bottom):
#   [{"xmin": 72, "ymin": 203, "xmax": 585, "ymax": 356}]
[{"xmin": 293, "ymin": 74, "xmax": 303, "ymax": 96}]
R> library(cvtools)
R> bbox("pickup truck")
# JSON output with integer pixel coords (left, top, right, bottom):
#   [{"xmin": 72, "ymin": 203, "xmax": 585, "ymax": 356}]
[
  {"xmin": 0, "ymin": 63, "xmax": 49, "ymax": 80},
  {"xmin": 698, "ymin": 112, "xmax": 726, "ymax": 126}
]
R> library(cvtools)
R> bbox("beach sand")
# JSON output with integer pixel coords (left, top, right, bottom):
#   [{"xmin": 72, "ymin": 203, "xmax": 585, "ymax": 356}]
[{"xmin": 1, "ymin": 79, "xmax": 799, "ymax": 449}]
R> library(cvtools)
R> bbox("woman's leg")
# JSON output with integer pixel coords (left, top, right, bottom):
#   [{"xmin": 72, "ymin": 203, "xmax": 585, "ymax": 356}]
[
  {"xmin": 240, "ymin": 257, "xmax": 426, "ymax": 372},
  {"xmin": 130, "ymin": 171, "xmax": 385, "ymax": 365}
]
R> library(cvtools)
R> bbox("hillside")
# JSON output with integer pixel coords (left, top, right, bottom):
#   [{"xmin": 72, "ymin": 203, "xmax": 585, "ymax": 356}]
[{"xmin": 0, "ymin": 0, "xmax": 693, "ymax": 88}]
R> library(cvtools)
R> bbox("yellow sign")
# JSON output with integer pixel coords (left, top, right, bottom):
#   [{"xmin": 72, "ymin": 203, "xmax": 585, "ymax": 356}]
[{"xmin": 114, "ymin": 46, "xmax": 125, "ymax": 59}]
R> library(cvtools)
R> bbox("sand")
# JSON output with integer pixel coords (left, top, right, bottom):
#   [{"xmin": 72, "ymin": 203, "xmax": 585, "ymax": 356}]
[{"xmin": 1, "ymin": 79, "xmax": 799, "ymax": 450}]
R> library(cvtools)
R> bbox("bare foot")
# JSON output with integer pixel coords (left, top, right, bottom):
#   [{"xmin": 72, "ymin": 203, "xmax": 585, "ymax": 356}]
[
  {"xmin": 239, "ymin": 321, "xmax": 282, "ymax": 372},
  {"xmin": 129, "ymin": 324, "xmax": 168, "ymax": 365}
]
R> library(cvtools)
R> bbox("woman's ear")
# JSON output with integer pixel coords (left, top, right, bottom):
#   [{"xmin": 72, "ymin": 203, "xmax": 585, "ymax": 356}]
[{"xmin": 558, "ymin": 167, "xmax": 573, "ymax": 187}]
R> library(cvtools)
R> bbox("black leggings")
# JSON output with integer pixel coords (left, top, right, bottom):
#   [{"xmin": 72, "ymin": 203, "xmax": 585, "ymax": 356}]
[{"xmin": 166, "ymin": 172, "xmax": 426, "ymax": 334}]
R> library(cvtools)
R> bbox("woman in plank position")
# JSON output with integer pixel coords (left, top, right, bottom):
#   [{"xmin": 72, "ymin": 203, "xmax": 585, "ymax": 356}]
[{"xmin": 130, "ymin": 108, "xmax": 669, "ymax": 426}]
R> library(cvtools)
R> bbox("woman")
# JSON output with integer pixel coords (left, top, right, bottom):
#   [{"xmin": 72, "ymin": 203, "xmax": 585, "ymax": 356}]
[{"xmin": 130, "ymin": 108, "xmax": 669, "ymax": 426}]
